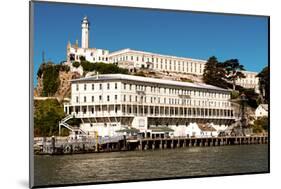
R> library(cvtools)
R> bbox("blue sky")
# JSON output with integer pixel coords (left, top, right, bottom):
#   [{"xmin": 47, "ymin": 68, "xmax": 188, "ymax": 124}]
[{"xmin": 33, "ymin": 2, "xmax": 268, "ymax": 85}]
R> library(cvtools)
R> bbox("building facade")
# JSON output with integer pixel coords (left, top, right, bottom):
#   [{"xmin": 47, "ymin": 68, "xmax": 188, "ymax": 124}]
[
  {"xmin": 236, "ymin": 71, "xmax": 260, "ymax": 93},
  {"xmin": 66, "ymin": 17, "xmax": 260, "ymax": 93},
  {"xmin": 255, "ymin": 104, "xmax": 268, "ymax": 118},
  {"xmin": 108, "ymin": 48, "xmax": 206, "ymax": 75},
  {"xmin": 66, "ymin": 16, "xmax": 110, "ymax": 63},
  {"xmin": 62, "ymin": 74, "xmax": 236, "ymax": 138}
]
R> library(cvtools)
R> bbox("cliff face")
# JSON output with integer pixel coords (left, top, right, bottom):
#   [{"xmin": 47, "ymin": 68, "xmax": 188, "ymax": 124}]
[
  {"xmin": 55, "ymin": 71, "xmax": 81, "ymax": 99},
  {"xmin": 34, "ymin": 71, "xmax": 81, "ymax": 100}
]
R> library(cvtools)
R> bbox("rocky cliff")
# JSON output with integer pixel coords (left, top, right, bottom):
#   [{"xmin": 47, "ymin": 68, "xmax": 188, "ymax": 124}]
[{"xmin": 34, "ymin": 70, "xmax": 81, "ymax": 101}]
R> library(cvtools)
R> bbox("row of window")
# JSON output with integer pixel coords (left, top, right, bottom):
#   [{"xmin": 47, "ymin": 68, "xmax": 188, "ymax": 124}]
[
  {"xmin": 75, "ymin": 95, "xmax": 230, "ymax": 107},
  {"xmin": 70, "ymin": 106, "xmax": 233, "ymax": 117},
  {"xmin": 76, "ymin": 95, "xmax": 118, "ymax": 103},
  {"xmin": 76, "ymin": 83, "xmax": 118, "ymax": 91},
  {"xmin": 111, "ymin": 54, "xmax": 204, "ymax": 73},
  {"xmin": 75, "ymin": 83, "xmax": 230, "ymax": 99},
  {"xmin": 124, "ymin": 84, "xmax": 228, "ymax": 98},
  {"xmin": 236, "ymin": 79, "xmax": 258, "ymax": 84}
]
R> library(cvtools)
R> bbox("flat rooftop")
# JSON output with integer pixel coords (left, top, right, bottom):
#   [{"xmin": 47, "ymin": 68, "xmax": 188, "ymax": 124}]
[{"xmin": 109, "ymin": 48, "xmax": 206, "ymax": 63}]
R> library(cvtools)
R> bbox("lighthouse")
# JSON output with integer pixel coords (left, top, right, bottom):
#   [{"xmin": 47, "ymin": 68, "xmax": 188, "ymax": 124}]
[{"xmin": 81, "ymin": 16, "xmax": 89, "ymax": 48}]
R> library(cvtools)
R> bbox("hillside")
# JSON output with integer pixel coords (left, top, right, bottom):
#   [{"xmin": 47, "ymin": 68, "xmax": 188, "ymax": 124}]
[
  {"xmin": 34, "ymin": 61, "xmax": 203, "ymax": 101},
  {"xmin": 34, "ymin": 62, "xmax": 81, "ymax": 101}
]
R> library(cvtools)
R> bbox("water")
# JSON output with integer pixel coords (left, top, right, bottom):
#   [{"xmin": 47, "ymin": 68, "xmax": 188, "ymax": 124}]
[{"xmin": 34, "ymin": 144, "xmax": 268, "ymax": 187}]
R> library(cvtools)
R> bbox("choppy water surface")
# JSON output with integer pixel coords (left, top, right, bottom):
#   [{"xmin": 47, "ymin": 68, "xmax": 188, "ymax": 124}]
[{"xmin": 34, "ymin": 144, "xmax": 268, "ymax": 186}]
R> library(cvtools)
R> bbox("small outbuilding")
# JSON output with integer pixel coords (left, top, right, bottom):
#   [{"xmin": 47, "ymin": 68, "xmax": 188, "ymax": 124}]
[
  {"xmin": 186, "ymin": 123, "xmax": 218, "ymax": 138},
  {"xmin": 255, "ymin": 104, "xmax": 268, "ymax": 118}
]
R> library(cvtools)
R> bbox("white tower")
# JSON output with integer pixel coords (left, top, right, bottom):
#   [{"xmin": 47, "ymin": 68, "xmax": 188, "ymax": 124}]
[{"xmin": 81, "ymin": 16, "xmax": 90, "ymax": 48}]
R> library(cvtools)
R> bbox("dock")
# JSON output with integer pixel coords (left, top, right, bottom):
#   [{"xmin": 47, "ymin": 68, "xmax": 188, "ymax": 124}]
[{"xmin": 35, "ymin": 135, "xmax": 268, "ymax": 155}]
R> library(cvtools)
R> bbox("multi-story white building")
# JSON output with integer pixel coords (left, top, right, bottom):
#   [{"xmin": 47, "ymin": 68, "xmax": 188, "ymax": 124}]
[
  {"xmin": 108, "ymin": 48, "xmax": 206, "ymax": 75},
  {"xmin": 66, "ymin": 17, "xmax": 260, "ymax": 93},
  {"xmin": 236, "ymin": 71, "xmax": 260, "ymax": 93},
  {"xmin": 62, "ymin": 74, "xmax": 236, "ymax": 138}
]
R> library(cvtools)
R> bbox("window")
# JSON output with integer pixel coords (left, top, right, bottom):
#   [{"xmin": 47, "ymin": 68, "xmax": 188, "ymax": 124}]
[
  {"xmin": 76, "ymin": 84, "xmax": 79, "ymax": 91},
  {"xmin": 124, "ymin": 83, "xmax": 126, "ymax": 90},
  {"xmin": 99, "ymin": 95, "xmax": 102, "ymax": 101},
  {"xmin": 129, "ymin": 95, "xmax": 132, "ymax": 102},
  {"xmin": 123, "ymin": 95, "xmax": 126, "ymax": 102},
  {"xmin": 92, "ymin": 84, "xmax": 94, "ymax": 90},
  {"xmin": 76, "ymin": 96, "xmax": 79, "ymax": 103},
  {"xmin": 115, "ymin": 95, "xmax": 117, "ymax": 100},
  {"xmin": 107, "ymin": 83, "xmax": 110, "ymax": 90},
  {"xmin": 99, "ymin": 83, "xmax": 102, "ymax": 90},
  {"xmin": 129, "ymin": 84, "xmax": 132, "ymax": 90},
  {"xmin": 84, "ymin": 96, "xmax": 86, "ymax": 102},
  {"xmin": 115, "ymin": 83, "xmax": 117, "ymax": 89},
  {"xmin": 107, "ymin": 95, "xmax": 110, "ymax": 102},
  {"xmin": 92, "ymin": 96, "xmax": 94, "ymax": 102}
]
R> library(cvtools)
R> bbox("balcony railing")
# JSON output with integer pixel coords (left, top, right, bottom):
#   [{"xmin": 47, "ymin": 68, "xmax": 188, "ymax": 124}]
[{"xmin": 70, "ymin": 111, "xmax": 236, "ymax": 120}]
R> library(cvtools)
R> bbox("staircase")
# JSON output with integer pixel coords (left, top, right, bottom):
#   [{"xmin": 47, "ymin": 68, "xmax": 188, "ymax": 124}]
[{"xmin": 59, "ymin": 114, "xmax": 87, "ymax": 136}]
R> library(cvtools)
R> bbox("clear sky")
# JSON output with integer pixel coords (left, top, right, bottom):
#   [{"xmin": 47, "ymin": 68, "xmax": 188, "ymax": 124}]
[{"xmin": 33, "ymin": 1, "xmax": 268, "ymax": 85}]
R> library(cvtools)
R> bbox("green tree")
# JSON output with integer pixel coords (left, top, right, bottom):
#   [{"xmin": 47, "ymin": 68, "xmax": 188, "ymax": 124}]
[
  {"xmin": 72, "ymin": 61, "xmax": 80, "ymax": 68},
  {"xmin": 79, "ymin": 56, "xmax": 86, "ymax": 61},
  {"xmin": 37, "ymin": 62, "xmax": 70, "ymax": 97},
  {"xmin": 42, "ymin": 63, "xmax": 60, "ymax": 97},
  {"xmin": 223, "ymin": 59, "xmax": 245, "ymax": 91},
  {"xmin": 80, "ymin": 61, "xmax": 128, "ymax": 74},
  {"xmin": 252, "ymin": 116, "xmax": 268, "ymax": 133},
  {"xmin": 34, "ymin": 99, "xmax": 66, "ymax": 137},
  {"xmin": 203, "ymin": 56, "xmax": 228, "ymax": 88},
  {"xmin": 257, "ymin": 66, "xmax": 269, "ymax": 103}
]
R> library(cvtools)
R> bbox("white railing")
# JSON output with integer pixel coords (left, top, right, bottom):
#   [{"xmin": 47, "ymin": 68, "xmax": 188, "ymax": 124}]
[{"xmin": 61, "ymin": 114, "xmax": 74, "ymax": 123}]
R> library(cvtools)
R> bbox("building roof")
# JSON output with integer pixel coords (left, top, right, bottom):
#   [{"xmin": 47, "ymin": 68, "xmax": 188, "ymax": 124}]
[
  {"xmin": 241, "ymin": 70, "xmax": 258, "ymax": 75},
  {"xmin": 108, "ymin": 48, "xmax": 206, "ymax": 63},
  {"xmin": 71, "ymin": 74, "xmax": 230, "ymax": 92}
]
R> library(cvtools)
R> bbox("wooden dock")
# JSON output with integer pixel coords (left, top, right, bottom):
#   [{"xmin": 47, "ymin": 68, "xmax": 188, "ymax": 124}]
[
  {"xmin": 37, "ymin": 135, "xmax": 268, "ymax": 155},
  {"xmin": 132, "ymin": 136, "xmax": 268, "ymax": 151}
]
